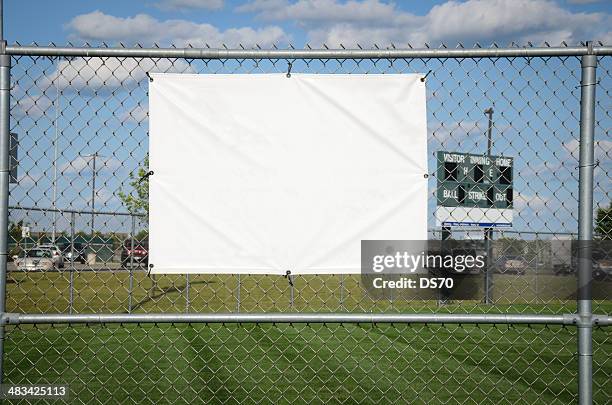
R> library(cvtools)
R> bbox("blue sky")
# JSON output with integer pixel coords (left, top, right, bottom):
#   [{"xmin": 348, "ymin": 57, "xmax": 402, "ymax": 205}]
[
  {"xmin": 4, "ymin": 0, "xmax": 611, "ymax": 237},
  {"xmin": 4, "ymin": 0, "xmax": 612, "ymax": 47}
]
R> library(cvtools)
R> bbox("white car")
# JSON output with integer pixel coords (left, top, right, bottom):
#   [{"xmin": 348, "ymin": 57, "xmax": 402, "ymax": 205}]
[
  {"xmin": 496, "ymin": 256, "xmax": 528, "ymax": 275},
  {"xmin": 37, "ymin": 244, "xmax": 65, "ymax": 268},
  {"xmin": 14, "ymin": 248, "xmax": 55, "ymax": 271}
]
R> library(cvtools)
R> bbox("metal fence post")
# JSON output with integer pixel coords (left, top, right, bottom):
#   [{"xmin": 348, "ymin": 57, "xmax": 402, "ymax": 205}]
[
  {"xmin": 339, "ymin": 274, "xmax": 344, "ymax": 310},
  {"xmin": 577, "ymin": 42, "xmax": 597, "ymax": 405},
  {"xmin": 484, "ymin": 108, "xmax": 494, "ymax": 305},
  {"xmin": 0, "ymin": 38, "xmax": 11, "ymax": 384},
  {"xmin": 484, "ymin": 230, "xmax": 493, "ymax": 304},
  {"xmin": 289, "ymin": 274, "xmax": 294, "ymax": 309},
  {"xmin": 236, "ymin": 274, "xmax": 241, "ymax": 313},
  {"xmin": 185, "ymin": 274, "xmax": 190, "ymax": 313},
  {"xmin": 69, "ymin": 212, "xmax": 75, "ymax": 314},
  {"xmin": 534, "ymin": 235, "xmax": 539, "ymax": 303},
  {"xmin": 128, "ymin": 214, "xmax": 135, "ymax": 313}
]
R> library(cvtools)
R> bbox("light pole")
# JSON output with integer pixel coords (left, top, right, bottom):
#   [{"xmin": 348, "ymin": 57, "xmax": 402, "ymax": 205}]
[
  {"xmin": 485, "ymin": 108, "xmax": 493, "ymax": 157},
  {"xmin": 52, "ymin": 66, "xmax": 60, "ymax": 244},
  {"xmin": 484, "ymin": 107, "xmax": 494, "ymax": 304},
  {"xmin": 81, "ymin": 152, "xmax": 102, "ymax": 236}
]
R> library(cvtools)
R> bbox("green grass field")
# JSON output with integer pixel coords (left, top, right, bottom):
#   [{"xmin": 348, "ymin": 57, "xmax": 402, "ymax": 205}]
[
  {"xmin": 3, "ymin": 270, "xmax": 611, "ymax": 403},
  {"xmin": 5, "ymin": 270, "xmax": 612, "ymax": 314},
  {"xmin": 4, "ymin": 323, "xmax": 611, "ymax": 404}
]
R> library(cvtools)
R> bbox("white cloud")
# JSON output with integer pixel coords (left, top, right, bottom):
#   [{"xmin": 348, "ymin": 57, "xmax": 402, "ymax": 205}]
[
  {"xmin": 155, "ymin": 0, "xmax": 224, "ymax": 10},
  {"xmin": 567, "ymin": 0, "xmax": 601, "ymax": 4},
  {"xmin": 514, "ymin": 191, "xmax": 550, "ymax": 210},
  {"xmin": 525, "ymin": 138, "xmax": 611, "ymax": 183},
  {"xmin": 562, "ymin": 138, "xmax": 612, "ymax": 161},
  {"xmin": 429, "ymin": 121, "xmax": 482, "ymax": 144},
  {"xmin": 17, "ymin": 171, "xmax": 45, "ymax": 187},
  {"xmin": 60, "ymin": 155, "xmax": 121, "ymax": 175},
  {"xmin": 120, "ymin": 104, "xmax": 149, "ymax": 123},
  {"xmin": 239, "ymin": 0, "xmax": 611, "ymax": 46},
  {"xmin": 14, "ymin": 94, "xmax": 53, "ymax": 119},
  {"xmin": 39, "ymin": 57, "xmax": 193, "ymax": 92},
  {"xmin": 66, "ymin": 10, "xmax": 289, "ymax": 47},
  {"xmin": 237, "ymin": 0, "xmax": 402, "ymax": 24},
  {"xmin": 421, "ymin": 0, "xmax": 607, "ymax": 45}
]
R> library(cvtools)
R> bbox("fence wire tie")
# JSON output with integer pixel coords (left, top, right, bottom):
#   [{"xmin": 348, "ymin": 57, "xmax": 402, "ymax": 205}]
[
  {"xmin": 286, "ymin": 62, "xmax": 293, "ymax": 78},
  {"xmin": 284, "ymin": 270, "xmax": 294, "ymax": 287},
  {"xmin": 577, "ymin": 159, "xmax": 600, "ymax": 169},
  {"xmin": 420, "ymin": 70, "xmax": 432, "ymax": 82},
  {"xmin": 138, "ymin": 170, "xmax": 154, "ymax": 184},
  {"xmin": 575, "ymin": 79, "xmax": 600, "ymax": 88}
]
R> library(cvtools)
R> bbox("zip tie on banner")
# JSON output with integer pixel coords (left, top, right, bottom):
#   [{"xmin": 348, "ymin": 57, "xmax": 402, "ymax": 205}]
[
  {"xmin": 420, "ymin": 70, "xmax": 432, "ymax": 82},
  {"xmin": 138, "ymin": 170, "xmax": 154, "ymax": 184},
  {"xmin": 284, "ymin": 270, "xmax": 294, "ymax": 287},
  {"xmin": 286, "ymin": 62, "xmax": 293, "ymax": 78},
  {"xmin": 146, "ymin": 72, "xmax": 154, "ymax": 82}
]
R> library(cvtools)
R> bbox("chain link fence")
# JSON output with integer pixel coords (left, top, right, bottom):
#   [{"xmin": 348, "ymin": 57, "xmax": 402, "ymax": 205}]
[{"xmin": 0, "ymin": 42, "xmax": 610, "ymax": 403}]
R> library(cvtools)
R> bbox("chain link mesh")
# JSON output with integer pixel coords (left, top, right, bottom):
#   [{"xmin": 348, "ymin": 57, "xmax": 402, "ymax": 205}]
[
  {"xmin": 2, "ymin": 43, "xmax": 610, "ymax": 403},
  {"xmin": 5, "ymin": 323, "xmax": 609, "ymax": 404}
]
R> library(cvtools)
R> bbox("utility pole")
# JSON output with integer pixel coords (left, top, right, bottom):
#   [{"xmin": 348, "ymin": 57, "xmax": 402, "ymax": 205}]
[
  {"xmin": 484, "ymin": 107, "xmax": 494, "ymax": 304},
  {"xmin": 52, "ymin": 67, "xmax": 60, "ymax": 243},
  {"xmin": 485, "ymin": 108, "xmax": 493, "ymax": 157},
  {"xmin": 82, "ymin": 152, "xmax": 102, "ymax": 236}
]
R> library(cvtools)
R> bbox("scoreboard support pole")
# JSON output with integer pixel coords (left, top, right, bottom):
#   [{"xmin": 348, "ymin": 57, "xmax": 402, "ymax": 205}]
[
  {"xmin": 441, "ymin": 226, "xmax": 452, "ymax": 241},
  {"xmin": 438, "ymin": 226, "xmax": 452, "ymax": 306}
]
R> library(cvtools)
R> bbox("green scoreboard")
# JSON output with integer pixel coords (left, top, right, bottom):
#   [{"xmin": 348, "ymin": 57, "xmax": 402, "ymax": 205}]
[{"xmin": 435, "ymin": 151, "xmax": 514, "ymax": 228}]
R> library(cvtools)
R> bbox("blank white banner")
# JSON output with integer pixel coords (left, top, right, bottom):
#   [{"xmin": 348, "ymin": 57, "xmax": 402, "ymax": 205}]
[{"xmin": 149, "ymin": 73, "xmax": 428, "ymax": 274}]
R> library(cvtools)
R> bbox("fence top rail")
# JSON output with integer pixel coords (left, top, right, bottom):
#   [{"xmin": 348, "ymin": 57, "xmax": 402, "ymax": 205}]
[
  {"xmin": 8, "ymin": 205, "xmax": 144, "ymax": 218},
  {"xmin": 5, "ymin": 312, "xmax": 612, "ymax": 326},
  {"xmin": 5, "ymin": 44, "xmax": 612, "ymax": 59}
]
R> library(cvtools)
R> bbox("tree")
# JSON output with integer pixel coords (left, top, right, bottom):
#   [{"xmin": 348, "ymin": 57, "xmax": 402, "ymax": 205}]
[
  {"xmin": 8, "ymin": 221, "xmax": 24, "ymax": 258},
  {"xmin": 495, "ymin": 237, "xmax": 525, "ymax": 257},
  {"xmin": 9, "ymin": 220, "xmax": 23, "ymax": 243},
  {"xmin": 135, "ymin": 229, "xmax": 149, "ymax": 241},
  {"xmin": 595, "ymin": 202, "xmax": 612, "ymax": 240},
  {"xmin": 118, "ymin": 154, "xmax": 149, "ymax": 215},
  {"xmin": 118, "ymin": 155, "xmax": 157, "ymax": 289}
]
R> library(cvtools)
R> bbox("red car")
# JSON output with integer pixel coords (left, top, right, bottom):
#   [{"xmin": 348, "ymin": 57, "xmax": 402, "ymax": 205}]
[{"xmin": 121, "ymin": 239, "xmax": 148, "ymax": 268}]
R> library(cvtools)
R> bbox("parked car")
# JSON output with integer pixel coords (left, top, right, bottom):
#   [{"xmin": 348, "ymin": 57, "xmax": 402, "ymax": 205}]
[
  {"xmin": 59, "ymin": 242, "xmax": 87, "ymax": 264},
  {"xmin": 496, "ymin": 256, "xmax": 528, "ymax": 275},
  {"xmin": 121, "ymin": 239, "xmax": 148, "ymax": 268},
  {"xmin": 14, "ymin": 248, "xmax": 55, "ymax": 271},
  {"xmin": 37, "ymin": 243, "xmax": 65, "ymax": 269},
  {"xmin": 593, "ymin": 249, "xmax": 612, "ymax": 281},
  {"xmin": 552, "ymin": 244, "xmax": 611, "ymax": 278},
  {"xmin": 552, "ymin": 238, "xmax": 573, "ymax": 275}
]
